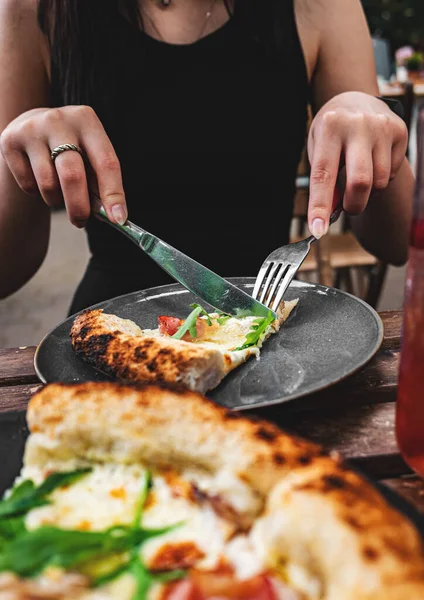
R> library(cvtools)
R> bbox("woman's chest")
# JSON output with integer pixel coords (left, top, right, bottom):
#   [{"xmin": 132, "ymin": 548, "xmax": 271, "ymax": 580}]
[{"xmin": 110, "ymin": 45, "xmax": 307, "ymax": 154}]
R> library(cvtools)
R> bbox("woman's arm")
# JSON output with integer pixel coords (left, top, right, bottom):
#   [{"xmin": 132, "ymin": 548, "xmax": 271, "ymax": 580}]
[
  {"xmin": 0, "ymin": 0, "xmax": 129, "ymax": 299},
  {"xmin": 0, "ymin": 0, "xmax": 52, "ymax": 298},
  {"xmin": 298, "ymin": 0, "xmax": 414, "ymax": 266}
]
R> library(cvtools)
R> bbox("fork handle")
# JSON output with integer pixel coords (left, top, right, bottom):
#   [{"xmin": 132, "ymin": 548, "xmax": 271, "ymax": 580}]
[{"xmin": 329, "ymin": 199, "xmax": 344, "ymax": 226}]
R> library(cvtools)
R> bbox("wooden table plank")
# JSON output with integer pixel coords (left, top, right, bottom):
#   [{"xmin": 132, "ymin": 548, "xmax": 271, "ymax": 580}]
[
  {"xmin": 383, "ymin": 476, "xmax": 424, "ymax": 514},
  {"xmin": 0, "ymin": 384, "xmax": 42, "ymax": 413},
  {"xmin": 257, "ymin": 401, "xmax": 411, "ymax": 479},
  {"xmin": 378, "ymin": 310, "xmax": 403, "ymax": 350},
  {"xmin": 0, "ymin": 347, "xmax": 39, "ymax": 386},
  {"xmin": 277, "ymin": 402, "xmax": 398, "ymax": 457},
  {"xmin": 0, "ymin": 349, "xmax": 400, "ymax": 424}
]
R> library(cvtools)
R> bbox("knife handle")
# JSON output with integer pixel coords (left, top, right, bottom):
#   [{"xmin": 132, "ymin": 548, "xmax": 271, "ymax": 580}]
[{"xmin": 91, "ymin": 193, "xmax": 144, "ymax": 246}]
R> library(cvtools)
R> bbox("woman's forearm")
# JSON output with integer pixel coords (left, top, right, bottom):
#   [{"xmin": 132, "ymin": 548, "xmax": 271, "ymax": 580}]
[
  {"xmin": 0, "ymin": 159, "xmax": 50, "ymax": 298},
  {"xmin": 349, "ymin": 158, "xmax": 414, "ymax": 266}
]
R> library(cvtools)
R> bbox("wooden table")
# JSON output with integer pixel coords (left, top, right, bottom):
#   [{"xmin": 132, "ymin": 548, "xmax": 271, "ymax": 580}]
[
  {"xmin": 1, "ymin": 310, "xmax": 423, "ymax": 513},
  {"xmin": 379, "ymin": 79, "xmax": 424, "ymax": 98}
]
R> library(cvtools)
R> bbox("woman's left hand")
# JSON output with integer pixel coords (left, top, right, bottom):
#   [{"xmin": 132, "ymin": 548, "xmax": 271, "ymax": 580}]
[{"xmin": 307, "ymin": 91, "xmax": 408, "ymax": 239}]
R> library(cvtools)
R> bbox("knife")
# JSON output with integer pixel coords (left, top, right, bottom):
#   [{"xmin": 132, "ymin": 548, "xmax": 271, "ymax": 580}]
[{"xmin": 93, "ymin": 203, "xmax": 276, "ymax": 320}]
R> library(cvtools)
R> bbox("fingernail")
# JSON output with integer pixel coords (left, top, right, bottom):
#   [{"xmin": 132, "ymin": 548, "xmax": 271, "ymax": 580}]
[
  {"xmin": 111, "ymin": 204, "xmax": 127, "ymax": 225},
  {"xmin": 311, "ymin": 218, "xmax": 326, "ymax": 239}
]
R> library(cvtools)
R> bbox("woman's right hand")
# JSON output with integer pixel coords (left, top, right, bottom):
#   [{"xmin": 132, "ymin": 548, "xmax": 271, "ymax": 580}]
[{"xmin": 0, "ymin": 105, "xmax": 127, "ymax": 228}]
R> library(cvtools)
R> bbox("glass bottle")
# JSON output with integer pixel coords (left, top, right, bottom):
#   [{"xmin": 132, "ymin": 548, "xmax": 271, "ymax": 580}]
[{"xmin": 396, "ymin": 105, "xmax": 424, "ymax": 476}]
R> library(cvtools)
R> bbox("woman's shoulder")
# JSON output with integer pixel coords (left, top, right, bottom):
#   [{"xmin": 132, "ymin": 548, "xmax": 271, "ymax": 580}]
[
  {"xmin": 293, "ymin": 0, "xmax": 321, "ymax": 83},
  {"xmin": 0, "ymin": 0, "xmax": 51, "ymax": 82},
  {"xmin": 0, "ymin": 0, "xmax": 39, "ymax": 21}
]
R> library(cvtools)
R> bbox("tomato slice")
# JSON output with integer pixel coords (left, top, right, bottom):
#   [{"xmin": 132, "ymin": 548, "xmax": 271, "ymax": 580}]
[
  {"xmin": 165, "ymin": 580, "xmax": 202, "ymax": 600},
  {"xmin": 158, "ymin": 316, "xmax": 183, "ymax": 336},
  {"xmin": 158, "ymin": 316, "xmax": 207, "ymax": 340},
  {"xmin": 166, "ymin": 574, "xmax": 280, "ymax": 600}
]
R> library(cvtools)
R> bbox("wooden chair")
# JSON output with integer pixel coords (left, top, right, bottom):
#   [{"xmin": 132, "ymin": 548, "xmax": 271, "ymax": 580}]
[{"xmin": 292, "ymin": 82, "xmax": 415, "ymax": 307}]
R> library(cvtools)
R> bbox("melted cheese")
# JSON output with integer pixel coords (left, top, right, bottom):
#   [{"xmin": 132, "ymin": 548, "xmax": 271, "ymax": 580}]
[
  {"xmin": 143, "ymin": 314, "xmax": 274, "ymax": 370},
  {"xmin": 6, "ymin": 462, "xmax": 317, "ymax": 599},
  {"xmin": 23, "ymin": 464, "xmax": 146, "ymax": 532},
  {"xmin": 184, "ymin": 467, "xmax": 262, "ymax": 517},
  {"xmin": 18, "ymin": 464, "xmax": 267, "ymax": 591},
  {"xmin": 194, "ymin": 316, "xmax": 259, "ymax": 351}
]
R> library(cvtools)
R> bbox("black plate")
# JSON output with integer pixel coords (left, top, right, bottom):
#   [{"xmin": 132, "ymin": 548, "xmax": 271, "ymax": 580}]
[
  {"xmin": 0, "ymin": 411, "xmax": 423, "ymax": 539},
  {"xmin": 34, "ymin": 277, "xmax": 384, "ymax": 410}
]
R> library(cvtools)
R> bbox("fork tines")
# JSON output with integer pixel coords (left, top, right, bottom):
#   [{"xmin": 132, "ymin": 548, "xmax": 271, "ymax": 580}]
[{"xmin": 252, "ymin": 261, "xmax": 298, "ymax": 312}]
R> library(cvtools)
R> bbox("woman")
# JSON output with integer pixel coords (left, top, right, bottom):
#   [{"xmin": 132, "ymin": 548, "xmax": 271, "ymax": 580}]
[{"xmin": 0, "ymin": 0, "xmax": 414, "ymax": 314}]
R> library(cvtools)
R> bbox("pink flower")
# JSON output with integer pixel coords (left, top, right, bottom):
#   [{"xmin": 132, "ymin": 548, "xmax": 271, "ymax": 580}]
[{"xmin": 395, "ymin": 46, "xmax": 415, "ymax": 65}]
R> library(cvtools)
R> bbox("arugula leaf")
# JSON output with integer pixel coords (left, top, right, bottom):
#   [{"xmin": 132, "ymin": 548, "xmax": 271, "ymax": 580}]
[
  {"xmin": 36, "ymin": 470, "xmax": 92, "ymax": 497},
  {"xmin": 0, "ymin": 469, "xmax": 92, "ymax": 520},
  {"xmin": 153, "ymin": 569, "xmax": 186, "ymax": 583},
  {"xmin": 131, "ymin": 557, "xmax": 186, "ymax": 600},
  {"xmin": 0, "ymin": 522, "xmax": 178, "ymax": 579},
  {"xmin": 213, "ymin": 309, "xmax": 231, "ymax": 326},
  {"xmin": 133, "ymin": 471, "xmax": 151, "ymax": 528},
  {"xmin": 0, "ymin": 468, "xmax": 186, "ymax": 598},
  {"xmin": 172, "ymin": 304, "xmax": 212, "ymax": 340},
  {"xmin": 233, "ymin": 311, "xmax": 276, "ymax": 351},
  {"xmin": 92, "ymin": 561, "xmax": 130, "ymax": 587},
  {"xmin": 190, "ymin": 303, "xmax": 212, "ymax": 326},
  {"xmin": 0, "ymin": 517, "xmax": 26, "ymax": 551},
  {"xmin": 131, "ymin": 558, "xmax": 152, "ymax": 600},
  {"xmin": 0, "ymin": 526, "xmax": 139, "ymax": 577},
  {"xmin": 217, "ymin": 315, "xmax": 231, "ymax": 326}
]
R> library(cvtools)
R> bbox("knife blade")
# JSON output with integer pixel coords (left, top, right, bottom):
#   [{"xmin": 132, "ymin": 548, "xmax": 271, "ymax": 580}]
[{"xmin": 94, "ymin": 205, "xmax": 276, "ymax": 319}]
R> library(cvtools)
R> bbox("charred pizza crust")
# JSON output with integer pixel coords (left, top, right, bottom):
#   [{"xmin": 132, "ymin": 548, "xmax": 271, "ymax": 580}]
[
  {"xmin": 69, "ymin": 301, "xmax": 297, "ymax": 393},
  {"xmin": 70, "ymin": 309, "xmax": 228, "ymax": 393},
  {"xmin": 20, "ymin": 382, "xmax": 424, "ymax": 600}
]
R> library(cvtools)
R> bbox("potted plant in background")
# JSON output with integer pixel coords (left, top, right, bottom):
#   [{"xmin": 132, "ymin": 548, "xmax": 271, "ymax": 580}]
[
  {"xmin": 395, "ymin": 45, "xmax": 415, "ymax": 82},
  {"xmin": 406, "ymin": 51, "xmax": 424, "ymax": 80}
]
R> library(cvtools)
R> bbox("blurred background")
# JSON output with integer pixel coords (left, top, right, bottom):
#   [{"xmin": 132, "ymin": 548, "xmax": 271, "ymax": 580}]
[{"xmin": 1, "ymin": 0, "xmax": 424, "ymax": 348}]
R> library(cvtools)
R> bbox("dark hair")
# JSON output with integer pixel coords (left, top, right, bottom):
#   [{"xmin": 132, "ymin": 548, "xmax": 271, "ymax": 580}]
[
  {"xmin": 37, "ymin": 1, "xmax": 136, "ymax": 106},
  {"xmin": 38, "ymin": 0, "xmax": 274, "ymax": 108}
]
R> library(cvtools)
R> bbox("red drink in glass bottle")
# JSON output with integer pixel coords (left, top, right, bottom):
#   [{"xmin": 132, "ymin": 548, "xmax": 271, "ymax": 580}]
[{"xmin": 396, "ymin": 106, "xmax": 424, "ymax": 476}]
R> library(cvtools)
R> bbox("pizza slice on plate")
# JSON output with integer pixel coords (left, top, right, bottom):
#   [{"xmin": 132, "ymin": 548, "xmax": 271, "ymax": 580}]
[
  {"xmin": 0, "ymin": 382, "xmax": 423, "ymax": 600},
  {"xmin": 70, "ymin": 299, "xmax": 298, "ymax": 393}
]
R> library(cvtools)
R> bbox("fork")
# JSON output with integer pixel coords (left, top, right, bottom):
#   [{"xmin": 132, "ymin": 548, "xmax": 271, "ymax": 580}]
[{"xmin": 252, "ymin": 202, "xmax": 343, "ymax": 312}]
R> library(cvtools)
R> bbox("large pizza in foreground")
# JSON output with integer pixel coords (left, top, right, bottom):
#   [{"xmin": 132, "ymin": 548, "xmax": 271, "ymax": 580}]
[{"xmin": 0, "ymin": 382, "xmax": 423, "ymax": 599}]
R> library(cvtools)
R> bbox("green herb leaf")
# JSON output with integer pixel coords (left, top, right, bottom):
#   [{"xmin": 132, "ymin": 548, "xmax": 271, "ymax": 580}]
[
  {"xmin": 0, "ymin": 526, "xmax": 138, "ymax": 577},
  {"xmin": 92, "ymin": 561, "xmax": 130, "ymax": 587},
  {"xmin": 0, "ymin": 517, "xmax": 26, "ymax": 551},
  {"xmin": 217, "ymin": 315, "xmax": 231, "ymax": 326},
  {"xmin": 190, "ymin": 303, "xmax": 212, "ymax": 326},
  {"xmin": 0, "ymin": 522, "xmax": 179, "ymax": 579},
  {"xmin": 0, "ymin": 469, "xmax": 92, "ymax": 520},
  {"xmin": 172, "ymin": 306, "xmax": 202, "ymax": 340},
  {"xmin": 153, "ymin": 569, "xmax": 186, "ymax": 583},
  {"xmin": 133, "ymin": 471, "xmax": 152, "ymax": 528},
  {"xmin": 0, "ymin": 469, "xmax": 186, "ymax": 595},
  {"xmin": 172, "ymin": 304, "xmax": 212, "ymax": 340},
  {"xmin": 131, "ymin": 558, "xmax": 152, "ymax": 600},
  {"xmin": 131, "ymin": 557, "xmax": 186, "ymax": 600},
  {"xmin": 233, "ymin": 311, "xmax": 276, "ymax": 351}
]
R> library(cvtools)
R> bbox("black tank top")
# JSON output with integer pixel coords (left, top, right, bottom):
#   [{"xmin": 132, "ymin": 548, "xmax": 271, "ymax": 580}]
[{"xmin": 51, "ymin": 1, "xmax": 309, "ymax": 314}]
